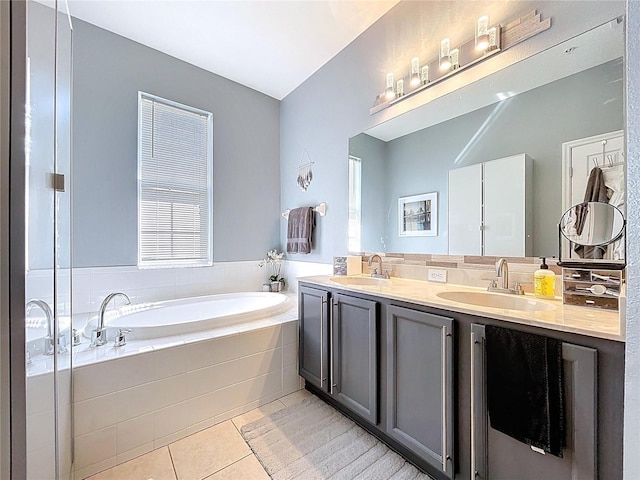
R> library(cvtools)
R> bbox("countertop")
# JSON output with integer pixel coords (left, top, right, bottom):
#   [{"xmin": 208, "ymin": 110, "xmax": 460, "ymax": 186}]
[{"xmin": 299, "ymin": 275, "xmax": 624, "ymax": 342}]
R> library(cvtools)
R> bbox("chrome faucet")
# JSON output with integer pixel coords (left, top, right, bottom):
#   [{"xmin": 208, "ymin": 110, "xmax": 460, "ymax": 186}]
[
  {"xmin": 488, "ymin": 258, "xmax": 524, "ymax": 295},
  {"xmin": 368, "ymin": 254, "xmax": 389, "ymax": 279},
  {"xmin": 91, "ymin": 292, "xmax": 130, "ymax": 347},
  {"xmin": 26, "ymin": 299, "xmax": 67, "ymax": 355}
]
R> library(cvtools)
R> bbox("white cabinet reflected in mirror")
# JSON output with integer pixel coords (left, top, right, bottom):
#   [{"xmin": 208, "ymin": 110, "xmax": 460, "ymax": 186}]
[{"xmin": 348, "ymin": 19, "xmax": 624, "ymax": 261}]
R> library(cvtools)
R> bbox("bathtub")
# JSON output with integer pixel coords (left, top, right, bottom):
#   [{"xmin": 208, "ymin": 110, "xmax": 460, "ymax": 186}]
[{"xmin": 84, "ymin": 292, "xmax": 292, "ymax": 339}]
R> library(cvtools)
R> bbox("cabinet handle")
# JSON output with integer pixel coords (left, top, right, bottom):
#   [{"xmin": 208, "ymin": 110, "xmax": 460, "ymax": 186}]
[
  {"xmin": 441, "ymin": 326, "xmax": 448, "ymax": 472},
  {"xmin": 330, "ymin": 300, "xmax": 335, "ymax": 395},
  {"xmin": 470, "ymin": 331, "xmax": 477, "ymax": 478},
  {"xmin": 320, "ymin": 299, "xmax": 326, "ymax": 387}
]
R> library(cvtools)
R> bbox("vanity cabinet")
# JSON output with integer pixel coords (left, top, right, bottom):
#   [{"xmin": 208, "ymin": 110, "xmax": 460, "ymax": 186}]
[
  {"xmin": 470, "ymin": 323, "xmax": 598, "ymax": 480},
  {"xmin": 298, "ymin": 285, "xmax": 330, "ymax": 391},
  {"xmin": 448, "ymin": 153, "xmax": 533, "ymax": 256},
  {"xmin": 331, "ymin": 294, "xmax": 378, "ymax": 424},
  {"xmin": 386, "ymin": 306, "xmax": 454, "ymax": 478}
]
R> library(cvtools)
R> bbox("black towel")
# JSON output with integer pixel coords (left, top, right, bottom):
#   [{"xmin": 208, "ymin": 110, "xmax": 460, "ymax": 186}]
[{"xmin": 485, "ymin": 325, "xmax": 565, "ymax": 457}]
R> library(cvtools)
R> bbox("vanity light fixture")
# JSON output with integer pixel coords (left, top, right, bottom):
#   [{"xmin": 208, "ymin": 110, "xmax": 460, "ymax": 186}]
[
  {"xmin": 385, "ymin": 72, "xmax": 395, "ymax": 99},
  {"xmin": 439, "ymin": 38, "xmax": 452, "ymax": 71},
  {"xmin": 410, "ymin": 57, "xmax": 421, "ymax": 86},
  {"xmin": 420, "ymin": 65, "xmax": 429, "ymax": 85},
  {"xmin": 372, "ymin": 9, "xmax": 550, "ymax": 115},
  {"xmin": 476, "ymin": 15, "xmax": 490, "ymax": 51}
]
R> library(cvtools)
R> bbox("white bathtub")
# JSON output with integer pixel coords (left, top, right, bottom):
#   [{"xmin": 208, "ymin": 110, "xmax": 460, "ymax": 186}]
[{"xmin": 84, "ymin": 292, "xmax": 292, "ymax": 339}]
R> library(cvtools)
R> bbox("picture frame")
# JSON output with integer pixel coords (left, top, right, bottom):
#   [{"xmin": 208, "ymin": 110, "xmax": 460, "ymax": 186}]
[{"xmin": 398, "ymin": 192, "xmax": 438, "ymax": 237}]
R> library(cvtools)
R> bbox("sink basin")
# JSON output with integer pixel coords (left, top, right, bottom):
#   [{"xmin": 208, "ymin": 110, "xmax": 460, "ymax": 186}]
[
  {"xmin": 330, "ymin": 276, "xmax": 391, "ymax": 287},
  {"xmin": 436, "ymin": 291, "xmax": 555, "ymax": 312}
]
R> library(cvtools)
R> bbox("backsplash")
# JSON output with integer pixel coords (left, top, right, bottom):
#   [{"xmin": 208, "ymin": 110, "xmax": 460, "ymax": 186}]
[{"xmin": 359, "ymin": 253, "xmax": 563, "ymax": 295}]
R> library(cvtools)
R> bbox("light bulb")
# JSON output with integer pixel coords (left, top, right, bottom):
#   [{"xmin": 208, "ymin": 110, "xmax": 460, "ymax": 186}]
[
  {"xmin": 396, "ymin": 79, "xmax": 404, "ymax": 97},
  {"xmin": 439, "ymin": 38, "xmax": 452, "ymax": 71},
  {"xmin": 476, "ymin": 15, "xmax": 490, "ymax": 51},
  {"xmin": 385, "ymin": 72, "xmax": 395, "ymax": 100},
  {"xmin": 420, "ymin": 65, "xmax": 429, "ymax": 85},
  {"xmin": 488, "ymin": 27, "xmax": 498, "ymax": 50},
  {"xmin": 450, "ymin": 48, "xmax": 460, "ymax": 69},
  {"xmin": 410, "ymin": 57, "xmax": 420, "ymax": 86}
]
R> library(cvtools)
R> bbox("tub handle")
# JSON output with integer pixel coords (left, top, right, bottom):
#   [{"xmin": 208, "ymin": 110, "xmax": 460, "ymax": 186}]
[{"xmin": 114, "ymin": 328, "xmax": 132, "ymax": 347}]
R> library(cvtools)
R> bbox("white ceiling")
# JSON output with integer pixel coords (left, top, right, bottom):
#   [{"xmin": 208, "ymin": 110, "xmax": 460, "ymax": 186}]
[{"xmin": 66, "ymin": 0, "xmax": 400, "ymax": 100}]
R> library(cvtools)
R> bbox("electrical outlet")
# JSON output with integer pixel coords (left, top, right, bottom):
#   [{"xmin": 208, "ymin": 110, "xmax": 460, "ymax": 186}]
[{"xmin": 428, "ymin": 268, "xmax": 447, "ymax": 283}]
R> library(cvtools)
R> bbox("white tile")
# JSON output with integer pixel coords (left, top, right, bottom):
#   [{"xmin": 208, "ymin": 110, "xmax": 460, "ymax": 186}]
[
  {"xmin": 116, "ymin": 413, "xmax": 154, "ymax": 455},
  {"xmin": 215, "ymin": 347, "xmax": 282, "ymax": 389},
  {"xmin": 174, "ymin": 267, "xmax": 195, "ymax": 286},
  {"xmin": 283, "ymin": 320, "xmax": 299, "ymax": 346},
  {"xmin": 74, "ymin": 361, "xmax": 119, "ymax": 402},
  {"xmin": 215, "ymin": 370, "xmax": 282, "ymax": 415},
  {"xmin": 153, "ymin": 374, "xmax": 190, "ymax": 410},
  {"xmin": 214, "ymin": 325, "xmax": 282, "ymax": 364},
  {"xmin": 113, "ymin": 352, "xmax": 155, "ymax": 391},
  {"xmin": 115, "ymin": 382, "xmax": 156, "ymax": 422},
  {"xmin": 26, "ymin": 410, "xmax": 55, "ymax": 454},
  {"xmin": 27, "ymin": 444, "xmax": 56, "ymax": 480},
  {"xmin": 283, "ymin": 366, "xmax": 302, "ymax": 396},
  {"xmin": 283, "ymin": 343, "xmax": 297, "ymax": 367},
  {"xmin": 75, "ymin": 425, "xmax": 117, "ymax": 469},
  {"xmin": 115, "ymin": 441, "xmax": 154, "ymax": 466},
  {"xmin": 185, "ymin": 365, "xmax": 217, "ymax": 398},
  {"xmin": 184, "ymin": 392, "xmax": 217, "ymax": 428},
  {"xmin": 153, "ymin": 344, "xmax": 190, "ymax": 380},
  {"xmin": 90, "ymin": 272, "xmax": 137, "ymax": 293},
  {"xmin": 26, "ymin": 372, "xmax": 54, "ymax": 416},
  {"xmin": 185, "ymin": 415, "xmax": 218, "ymax": 436},
  {"xmin": 74, "ymin": 393, "xmax": 117, "ymax": 436},
  {"xmin": 153, "ymin": 429, "xmax": 188, "ymax": 449},
  {"xmin": 73, "ymin": 456, "xmax": 117, "ymax": 480},
  {"xmin": 183, "ymin": 338, "xmax": 217, "ymax": 371},
  {"xmin": 154, "ymin": 402, "xmax": 187, "ymax": 440}
]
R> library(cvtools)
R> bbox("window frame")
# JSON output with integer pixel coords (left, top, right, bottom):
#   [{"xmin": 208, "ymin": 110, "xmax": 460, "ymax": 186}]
[{"xmin": 137, "ymin": 91, "xmax": 214, "ymax": 269}]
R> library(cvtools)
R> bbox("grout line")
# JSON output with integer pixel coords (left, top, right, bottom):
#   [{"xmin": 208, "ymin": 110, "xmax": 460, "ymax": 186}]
[
  {"xmin": 167, "ymin": 445, "xmax": 179, "ymax": 480},
  {"xmin": 200, "ymin": 453, "xmax": 254, "ymax": 480}
]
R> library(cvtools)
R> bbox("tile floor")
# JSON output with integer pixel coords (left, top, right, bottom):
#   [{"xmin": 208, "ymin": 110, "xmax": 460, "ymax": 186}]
[{"xmin": 86, "ymin": 390, "xmax": 312, "ymax": 480}]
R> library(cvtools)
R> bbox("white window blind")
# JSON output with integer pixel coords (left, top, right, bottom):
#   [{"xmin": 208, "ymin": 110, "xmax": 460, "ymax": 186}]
[{"xmin": 138, "ymin": 93, "xmax": 213, "ymax": 267}]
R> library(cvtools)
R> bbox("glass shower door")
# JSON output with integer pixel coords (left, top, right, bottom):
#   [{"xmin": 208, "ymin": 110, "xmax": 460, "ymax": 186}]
[{"xmin": 25, "ymin": 1, "xmax": 73, "ymax": 478}]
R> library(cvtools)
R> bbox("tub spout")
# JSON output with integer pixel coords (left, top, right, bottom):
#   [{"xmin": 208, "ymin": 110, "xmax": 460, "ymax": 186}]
[{"xmin": 91, "ymin": 292, "xmax": 131, "ymax": 347}]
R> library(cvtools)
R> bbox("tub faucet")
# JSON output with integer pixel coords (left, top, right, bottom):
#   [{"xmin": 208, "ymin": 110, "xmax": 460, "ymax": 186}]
[
  {"xmin": 91, "ymin": 292, "xmax": 130, "ymax": 347},
  {"xmin": 26, "ymin": 299, "xmax": 66, "ymax": 355}
]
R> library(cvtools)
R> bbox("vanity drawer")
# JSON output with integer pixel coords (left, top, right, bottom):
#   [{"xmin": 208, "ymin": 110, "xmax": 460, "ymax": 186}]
[{"xmin": 562, "ymin": 268, "xmax": 622, "ymax": 312}]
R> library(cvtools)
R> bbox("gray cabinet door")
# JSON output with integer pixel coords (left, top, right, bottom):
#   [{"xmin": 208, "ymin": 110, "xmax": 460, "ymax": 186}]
[
  {"xmin": 470, "ymin": 323, "xmax": 598, "ymax": 480},
  {"xmin": 331, "ymin": 293, "xmax": 378, "ymax": 425},
  {"xmin": 299, "ymin": 286, "xmax": 329, "ymax": 391},
  {"xmin": 386, "ymin": 305, "xmax": 454, "ymax": 478}
]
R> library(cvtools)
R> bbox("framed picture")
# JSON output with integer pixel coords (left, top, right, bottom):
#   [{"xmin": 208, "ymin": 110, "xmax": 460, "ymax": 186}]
[{"xmin": 398, "ymin": 192, "xmax": 438, "ymax": 237}]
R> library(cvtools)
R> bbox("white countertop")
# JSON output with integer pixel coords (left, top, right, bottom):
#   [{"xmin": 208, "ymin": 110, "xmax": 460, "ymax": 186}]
[{"xmin": 299, "ymin": 275, "xmax": 624, "ymax": 342}]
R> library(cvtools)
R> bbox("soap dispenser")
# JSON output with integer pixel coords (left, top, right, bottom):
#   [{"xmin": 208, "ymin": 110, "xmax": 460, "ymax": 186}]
[{"xmin": 534, "ymin": 257, "xmax": 555, "ymax": 299}]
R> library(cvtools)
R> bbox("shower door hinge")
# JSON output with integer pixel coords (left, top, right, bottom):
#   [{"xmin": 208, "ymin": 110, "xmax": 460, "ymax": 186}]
[{"xmin": 50, "ymin": 173, "xmax": 65, "ymax": 192}]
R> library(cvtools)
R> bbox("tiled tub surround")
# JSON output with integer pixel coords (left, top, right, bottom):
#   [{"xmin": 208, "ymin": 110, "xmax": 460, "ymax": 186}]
[
  {"xmin": 71, "ymin": 318, "xmax": 302, "ymax": 479},
  {"xmin": 301, "ymin": 275, "xmax": 623, "ymax": 341}
]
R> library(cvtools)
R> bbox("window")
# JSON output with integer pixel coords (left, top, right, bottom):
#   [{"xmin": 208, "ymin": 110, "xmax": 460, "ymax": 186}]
[
  {"xmin": 348, "ymin": 155, "xmax": 362, "ymax": 252},
  {"xmin": 138, "ymin": 92, "xmax": 213, "ymax": 267}
]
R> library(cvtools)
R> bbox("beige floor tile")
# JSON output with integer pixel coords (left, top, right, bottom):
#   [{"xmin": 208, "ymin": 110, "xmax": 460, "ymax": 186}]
[
  {"xmin": 279, "ymin": 389, "xmax": 311, "ymax": 407},
  {"xmin": 205, "ymin": 455, "xmax": 269, "ymax": 480},
  {"xmin": 231, "ymin": 399, "xmax": 287, "ymax": 430},
  {"xmin": 85, "ymin": 447, "xmax": 176, "ymax": 480},
  {"xmin": 169, "ymin": 420, "xmax": 251, "ymax": 480}
]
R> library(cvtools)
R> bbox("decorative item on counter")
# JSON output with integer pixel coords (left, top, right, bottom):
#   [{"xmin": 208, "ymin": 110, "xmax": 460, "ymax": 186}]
[
  {"xmin": 333, "ymin": 256, "xmax": 363, "ymax": 276},
  {"xmin": 562, "ymin": 267, "xmax": 623, "ymax": 311},
  {"xmin": 297, "ymin": 149, "xmax": 314, "ymax": 191},
  {"xmin": 259, "ymin": 249, "xmax": 285, "ymax": 291},
  {"xmin": 534, "ymin": 257, "xmax": 556, "ymax": 298}
]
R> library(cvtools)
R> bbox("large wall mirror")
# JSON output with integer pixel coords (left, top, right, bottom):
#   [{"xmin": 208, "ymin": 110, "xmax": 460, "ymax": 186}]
[{"xmin": 348, "ymin": 18, "xmax": 624, "ymax": 261}]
